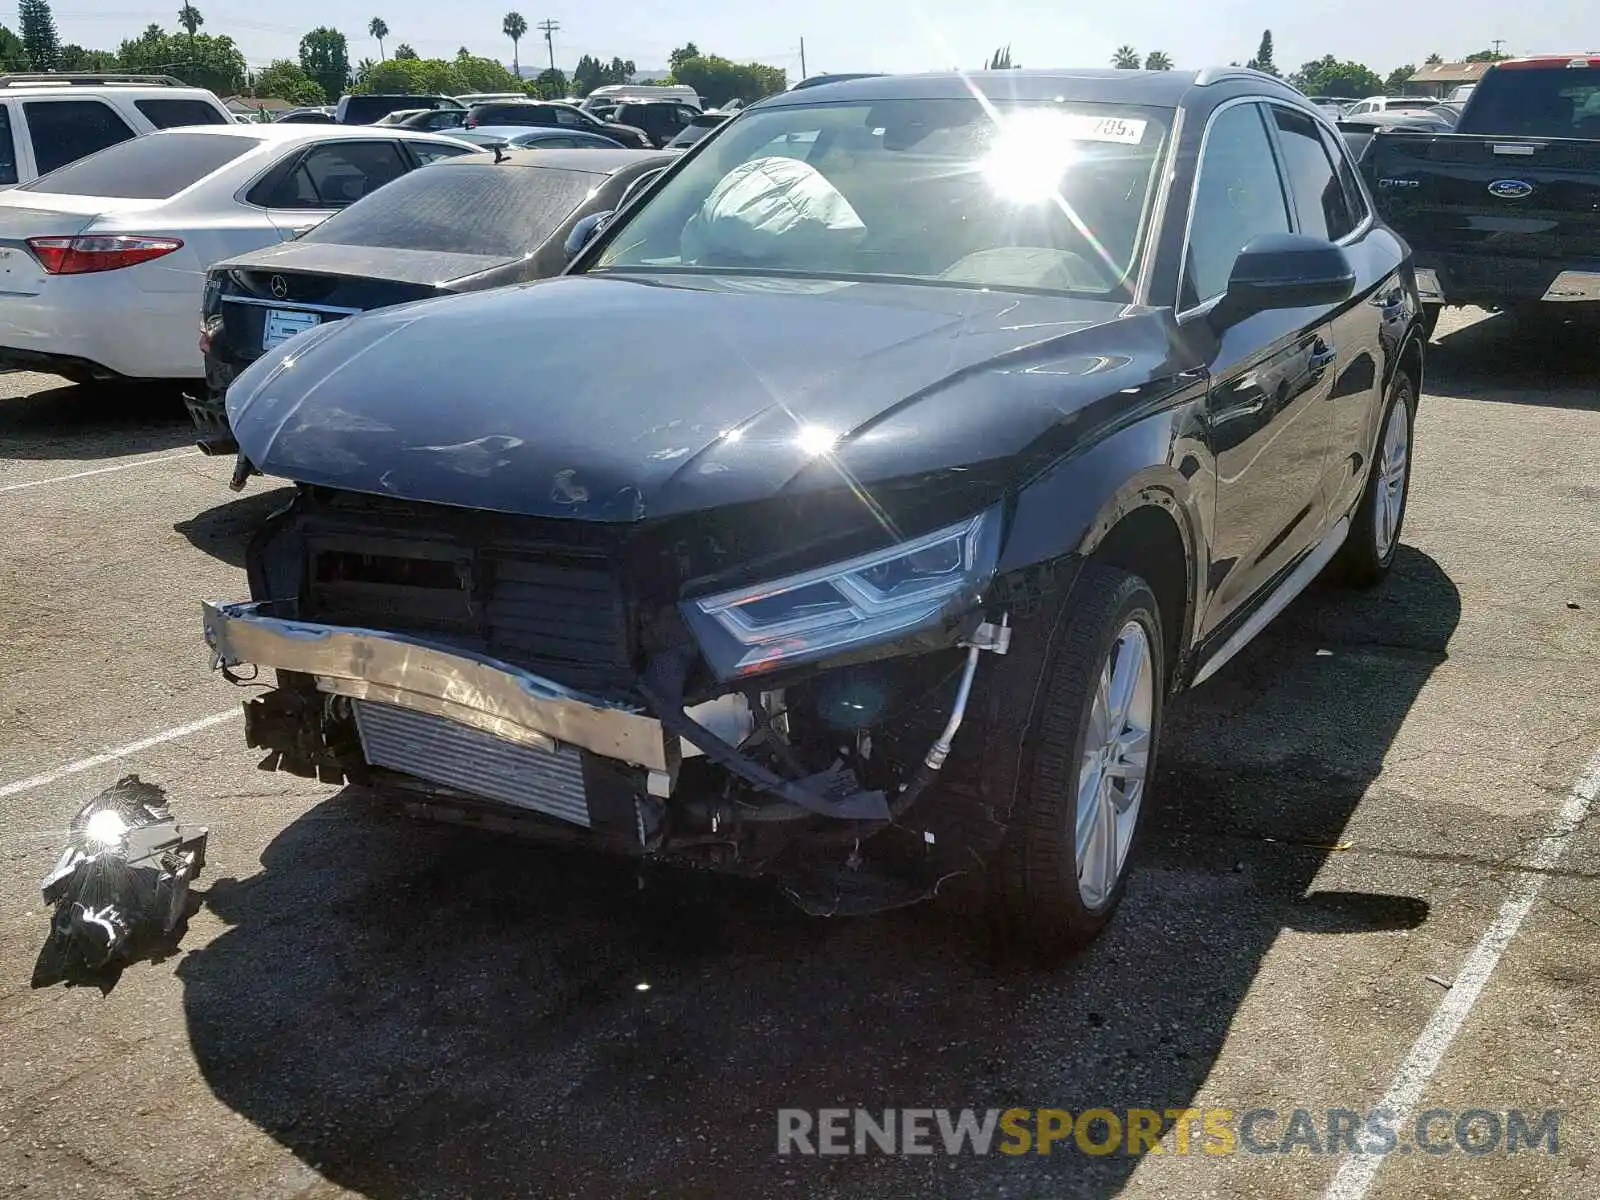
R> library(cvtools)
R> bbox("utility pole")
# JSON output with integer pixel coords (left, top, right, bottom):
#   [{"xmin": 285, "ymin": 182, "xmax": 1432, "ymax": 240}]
[
  {"xmin": 538, "ymin": 19, "xmax": 559, "ymax": 71},
  {"xmin": 799, "ymin": 36, "xmax": 806, "ymax": 80},
  {"xmin": 1491, "ymin": 38, "xmax": 1505, "ymax": 57}
]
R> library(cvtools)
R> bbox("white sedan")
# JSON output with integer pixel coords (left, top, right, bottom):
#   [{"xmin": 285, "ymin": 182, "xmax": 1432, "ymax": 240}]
[{"xmin": 0, "ymin": 124, "xmax": 478, "ymax": 382}]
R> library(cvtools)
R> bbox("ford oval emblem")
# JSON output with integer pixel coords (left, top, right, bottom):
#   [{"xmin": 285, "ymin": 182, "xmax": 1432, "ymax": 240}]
[{"xmin": 1487, "ymin": 179, "xmax": 1534, "ymax": 199}]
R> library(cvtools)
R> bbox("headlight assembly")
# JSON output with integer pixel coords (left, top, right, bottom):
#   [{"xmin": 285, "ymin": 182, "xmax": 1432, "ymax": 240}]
[{"xmin": 683, "ymin": 506, "xmax": 1003, "ymax": 678}]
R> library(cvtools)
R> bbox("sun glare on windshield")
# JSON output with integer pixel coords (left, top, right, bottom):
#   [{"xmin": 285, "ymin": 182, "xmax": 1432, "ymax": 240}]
[{"xmin": 979, "ymin": 111, "xmax": 1083, "ymax": 204}]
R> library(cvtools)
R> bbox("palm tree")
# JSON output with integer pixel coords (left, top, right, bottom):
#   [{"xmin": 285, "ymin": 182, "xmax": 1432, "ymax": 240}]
[
  {"xmin": 1111, "ymin": 45, "xmax": 1140, "ymax": 70},
  {"xmin": 1425, "ymin": 52, "xmax": 1443, "ymax": 65},
  {"xmin": 176, "ymin": 4, "xmax": 203, "ymax": 36},
  {"xmin": 502, "ymin": 11, "xmax": 528, "ymax": 79},
  {"xmin": 368, "ymin": 17, "xmax": 388, "ymax": 61},
  {"xmin": 1144, "ymin": 50, "xmax": 1173, "ymax": 70}
]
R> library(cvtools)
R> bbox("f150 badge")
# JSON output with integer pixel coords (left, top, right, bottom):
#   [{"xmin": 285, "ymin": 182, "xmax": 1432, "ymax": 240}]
[{"xmin": 1488, "ymin": 179, "xmax": 1535, "ymax": 199}]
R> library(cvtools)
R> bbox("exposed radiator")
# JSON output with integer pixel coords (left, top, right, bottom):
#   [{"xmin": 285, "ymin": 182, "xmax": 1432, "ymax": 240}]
[{"xmin": 352, "ymin": 701, "xmax": 590, "ymax": 827}]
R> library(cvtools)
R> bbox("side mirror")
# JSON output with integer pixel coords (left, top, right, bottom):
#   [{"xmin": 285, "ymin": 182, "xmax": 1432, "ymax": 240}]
[
  {"xmin": 1210, "ymin": 232, "xmax": 1356, "ymax": 331},
  {"xmin": 564, "ymin": 209, "xmax": 614, "ymax": 260}
]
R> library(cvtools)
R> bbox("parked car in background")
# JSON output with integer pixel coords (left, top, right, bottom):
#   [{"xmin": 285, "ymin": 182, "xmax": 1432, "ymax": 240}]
[
  {"xmin": 463, "ymin": 100, "xmax": 651, "ymax": 148},
  {"xmin": 1363, "ymin": 53, "xmax": 1600, "ymax": 332},
  {"xmin": 211, "ymin": 68, "xmax": 1423, "ymax": 958},
  {"xmin": 190, "ymin": 148, "xmax": 673, "ymax": 444},
  {"xmin": 1424, "ymin": 102, "xmax": 1463, "ymax": 126},
  {"xmin": 455, "ymin": 92, "xmax": 529, "ymax": 105},
  {"xmin": 334, "ymin": 94, "xmax": 467, "ymax": 125},
  {"xmin": 274, "ymin": 107, "xmax": 336, "ymax": 124},
  {"xmin": 583, "ymin": 83, "xmax": 702, "ymax": 109},
  {"xmin": 1304, "ymin": 95, "xmax": 1359, "ymax": 119},
  {"xmin": 373, "ymin": 108, "xmax": 427, "ymax": 126},
  {"xmin": 0, "ymin": 124, "xmax": 475, "ymax": 383},
  {"xmin": 666, "ymin": 109, "xmax": 733, "ymax": 148},
  {"xmin": 1343, "ymin": 95, "xmax": 1437, "ymax": 116},
  {"xmin": 0, "ymin": 72, "xmax": 233, "ymax": 187},
  {"xmin": 451, "ymin": 127, "xmax": 628, "ymax": 150},
  {"xmin": 393, "ymin": 108, "xmax": 470, "ymax": 132},
  {"xmin": 608, "ymin": 101, "xmax": 705, "ymax": 148},
  {"xmin": 1448, "ymin": 84, "xmax": 1476, "ymax": 102},
  {"xmin": 1336, "ymin": 110, "xmax": 1457, "ymax": 172}
]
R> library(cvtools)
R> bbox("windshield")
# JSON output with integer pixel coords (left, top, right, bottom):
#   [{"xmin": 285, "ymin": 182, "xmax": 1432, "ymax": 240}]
[{"xmin": 593, "ymin": 97, "xmax": 1171, "ymax": 296}]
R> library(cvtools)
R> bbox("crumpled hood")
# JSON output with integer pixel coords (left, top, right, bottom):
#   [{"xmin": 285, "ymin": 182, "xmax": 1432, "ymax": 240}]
[{"xmin": 227, "ymin": 272, "xmax": 1180, "ymax": 521}]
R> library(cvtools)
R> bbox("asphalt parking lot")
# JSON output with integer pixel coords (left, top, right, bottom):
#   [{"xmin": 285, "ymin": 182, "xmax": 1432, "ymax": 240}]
[{"xmin": 1, "ymin": 306, "xmax": 1596, "ymax": 1200}]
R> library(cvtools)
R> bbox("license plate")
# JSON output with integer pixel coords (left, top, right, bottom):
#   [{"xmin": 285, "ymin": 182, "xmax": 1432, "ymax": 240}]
[{"xmin": 262, "ymin": 307, "xmax": 320, "ymax": 350}]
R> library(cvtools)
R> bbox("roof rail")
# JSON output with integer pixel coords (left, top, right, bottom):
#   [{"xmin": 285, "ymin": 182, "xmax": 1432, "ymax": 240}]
[
  {"xmin": 0, "ymin": 72, "xmax": 187, "ymax": 88},
  {"xmin": 1193, "ymin": 65, "xmax": 1292, "ymax": 88}
]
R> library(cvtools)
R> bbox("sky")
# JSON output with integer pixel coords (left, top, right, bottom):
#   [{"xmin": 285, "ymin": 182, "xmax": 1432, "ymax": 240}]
[{"xmin": 36, "ymin": 0, "xmax": 1596, "ymax": 79}]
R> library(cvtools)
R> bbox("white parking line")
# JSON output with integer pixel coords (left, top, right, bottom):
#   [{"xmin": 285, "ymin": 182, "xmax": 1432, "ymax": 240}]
[
  {"xmin": 0, "ymin": 709, "xmax": 241, "ymax": 800},
  {"xmin": 0, "ymin": 449, "xmax": 203, "ymax": 495},
  {"xmin": 1323, "ymin": 743, "xmax": 1600, "ymax": 1200}
]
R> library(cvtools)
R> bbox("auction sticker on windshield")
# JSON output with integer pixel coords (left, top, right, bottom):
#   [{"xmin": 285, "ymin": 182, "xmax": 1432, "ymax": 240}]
[{"xmin": 1059, "ymin": 114, "xmax": 1149, "ymax": 144}]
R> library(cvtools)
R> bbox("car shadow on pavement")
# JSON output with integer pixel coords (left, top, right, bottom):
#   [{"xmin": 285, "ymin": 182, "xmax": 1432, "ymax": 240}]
[
  {"xmin": 1428, "ymin": 312, "xmax": 1600, "ymax": 410},
  {"xmin": 0, "ymin": 376, "xmax": 197, "ymax": 460},
  {"xmin": 174, "ymin": 486, "xmax": 295, "ymax": 568},
  {"xmin": 176, "ymin": 545, "xmax": 1460, "ymax": 1199}
]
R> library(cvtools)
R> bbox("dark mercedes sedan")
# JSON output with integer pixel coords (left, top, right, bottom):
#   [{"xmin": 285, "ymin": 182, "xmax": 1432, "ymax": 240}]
[
  {"xmin": 188, "ymin": 149, "xmax": 674, "ymax": 446},
  {"xmin": 205, "ymin": 69, "xmax": 1425, "ymax": 957}
]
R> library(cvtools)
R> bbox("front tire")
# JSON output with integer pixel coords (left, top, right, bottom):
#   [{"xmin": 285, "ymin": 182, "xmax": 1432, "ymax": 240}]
[
  {"xmin": 1335, "ymin": 372, "xmax": 1416, "ymax": 587},
  {"xmin": 989, "ymin": 565, "xmax": 1164, "ymax": 960}
]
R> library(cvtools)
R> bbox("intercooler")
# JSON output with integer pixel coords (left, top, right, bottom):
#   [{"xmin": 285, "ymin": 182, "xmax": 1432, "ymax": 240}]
[{"xmin": 352, "ymin": 700, "xmax": 591, "ymax": 827}]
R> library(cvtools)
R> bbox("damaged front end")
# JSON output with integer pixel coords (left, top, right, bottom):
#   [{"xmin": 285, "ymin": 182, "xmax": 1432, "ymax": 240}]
[{"xmin": 206, "ymin": 486, "xmax": 1019, "ymax": 912}]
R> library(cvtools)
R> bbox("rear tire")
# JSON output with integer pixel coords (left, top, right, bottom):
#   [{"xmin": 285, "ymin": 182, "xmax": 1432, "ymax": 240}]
[
  {"xmin": 1335, "ymin": 372, "xmax": 1416, "ymax": 587},
  {"xmin": 987, "ymin": 564, "xmax": 1164, "ymax": 961}
]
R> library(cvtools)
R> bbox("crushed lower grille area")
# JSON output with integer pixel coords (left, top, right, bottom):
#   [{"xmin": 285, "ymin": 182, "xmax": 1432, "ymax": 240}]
[{"xmin": 353, "ymin": 700, "xmax": 591, "ymax": 827}]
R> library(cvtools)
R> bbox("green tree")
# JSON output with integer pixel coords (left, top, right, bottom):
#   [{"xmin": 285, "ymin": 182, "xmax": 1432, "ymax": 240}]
[
  {"xmin": 502, "ymin": 11, "xmax": 527, "ymax": 78},
  {"xmin": 528, "ymin": 65, "xmax": 566, "ymax": 98},
  {"xmin": 1144, "ymin": 50, "xmax": 1173, "ymax": 71},
  {"xmin": 177, "ymin": 4, "xmax": 202, "ymax": 37},
  {"xmin": 57, "ymin": 43, "xmax": 119, "ymax": 71},
  {"xmin": 984, "ymin": 45, "xmax": 1015, "ymax": 70},
  {"xmin": 299, "ymin": 27, "xmax": 350, "ymax": 102},
  {"xmin": 19, "ymin": 0, "xmax": 59, "ymax": 70},
  {"xmin": 1425, "ymin": 52, "xmax": 1443, "ymax": 65},
  {"xmin": 368, "ymin": 17, "xmax": 388, "ymax": 61},
  {"xmin": 1384, "ymin": 64, "xmax": 1416, "ymax": 92},
  {"xmin": 1246, "ymin": 29, "xmax": 1276, "ymax": 75},
  {"xmin": 118, "ymin": 25, "xmax": 246, "ymax": 93},
  {"xmin": 570, "ymin": 53, "xmax": 634, "ymax": 95},
  {"xmin": 254, "ymin": 58, "xmax": 316, "ymax": 102},
  {"xmin": 1464, "ymin": 48, "xmax": 1509, "ymax": 63},
  {"xmin": 669, "ymin": 42, "xmax": 699, "ymax": 73},
  {"xmin": 667, "ymin": 51, "xmax": 784, "ymax": 107},
  {"xmin": 0, "ymin": 24, "xmax": 28, "ymax": 71},
  {"xmin": 393, "ymin": 42, "xmax": 417, "ymax": 59},
  {"xmin": 1290, "ymin": 56, "xmax": 1383, "ymax": 98},
  {"xmin": 454, "ymin": 52, "xmax": 520, "ymax": 91},
  {"xmin": 1111, "ymin": 45, "xmax": 1140, "ymax": 69}
]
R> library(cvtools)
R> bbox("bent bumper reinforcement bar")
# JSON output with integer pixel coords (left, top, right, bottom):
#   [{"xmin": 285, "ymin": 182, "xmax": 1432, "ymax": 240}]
[{"xmin": 203, "ymin": 599, "xmax": 686, "ymax": 772}]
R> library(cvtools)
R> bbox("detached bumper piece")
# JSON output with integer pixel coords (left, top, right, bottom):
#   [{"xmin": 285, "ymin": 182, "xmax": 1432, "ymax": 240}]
[{"xmin": 38, "ymin": 776, "xmax": 207, "ymax": 976}]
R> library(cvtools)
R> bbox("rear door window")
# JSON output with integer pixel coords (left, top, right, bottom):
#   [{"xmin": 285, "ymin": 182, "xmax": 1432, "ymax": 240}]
[
  {"xmin": 0, "ymin": 106, "xmax": 16, "ymax": 186},
  {"xmin": 1269, "ymin": 105, "xmax": 1356, "ymax": 241},
  {"xmin": 136, "ymin": 98, "xmax": 230, "ymax": 128},
  {"xmin": 267, "ymin": 140, "xmax": 410, "ymax": 208},
  {"xmin": 300, "ymin": 162, "xmax": 598, "ymax": 257},
  {"xmin": 23, "ymin": 99, "xmax": 137, "ymax": 175},
  {"xmin": 19, "ymin": 131, "xmax": 262, "ymax": 198}
]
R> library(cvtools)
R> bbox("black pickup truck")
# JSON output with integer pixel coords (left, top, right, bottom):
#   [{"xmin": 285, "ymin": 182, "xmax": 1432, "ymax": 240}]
[{"xmin": 1363, "ymin": 54, "xmax": 1600, "ymax": 333}]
